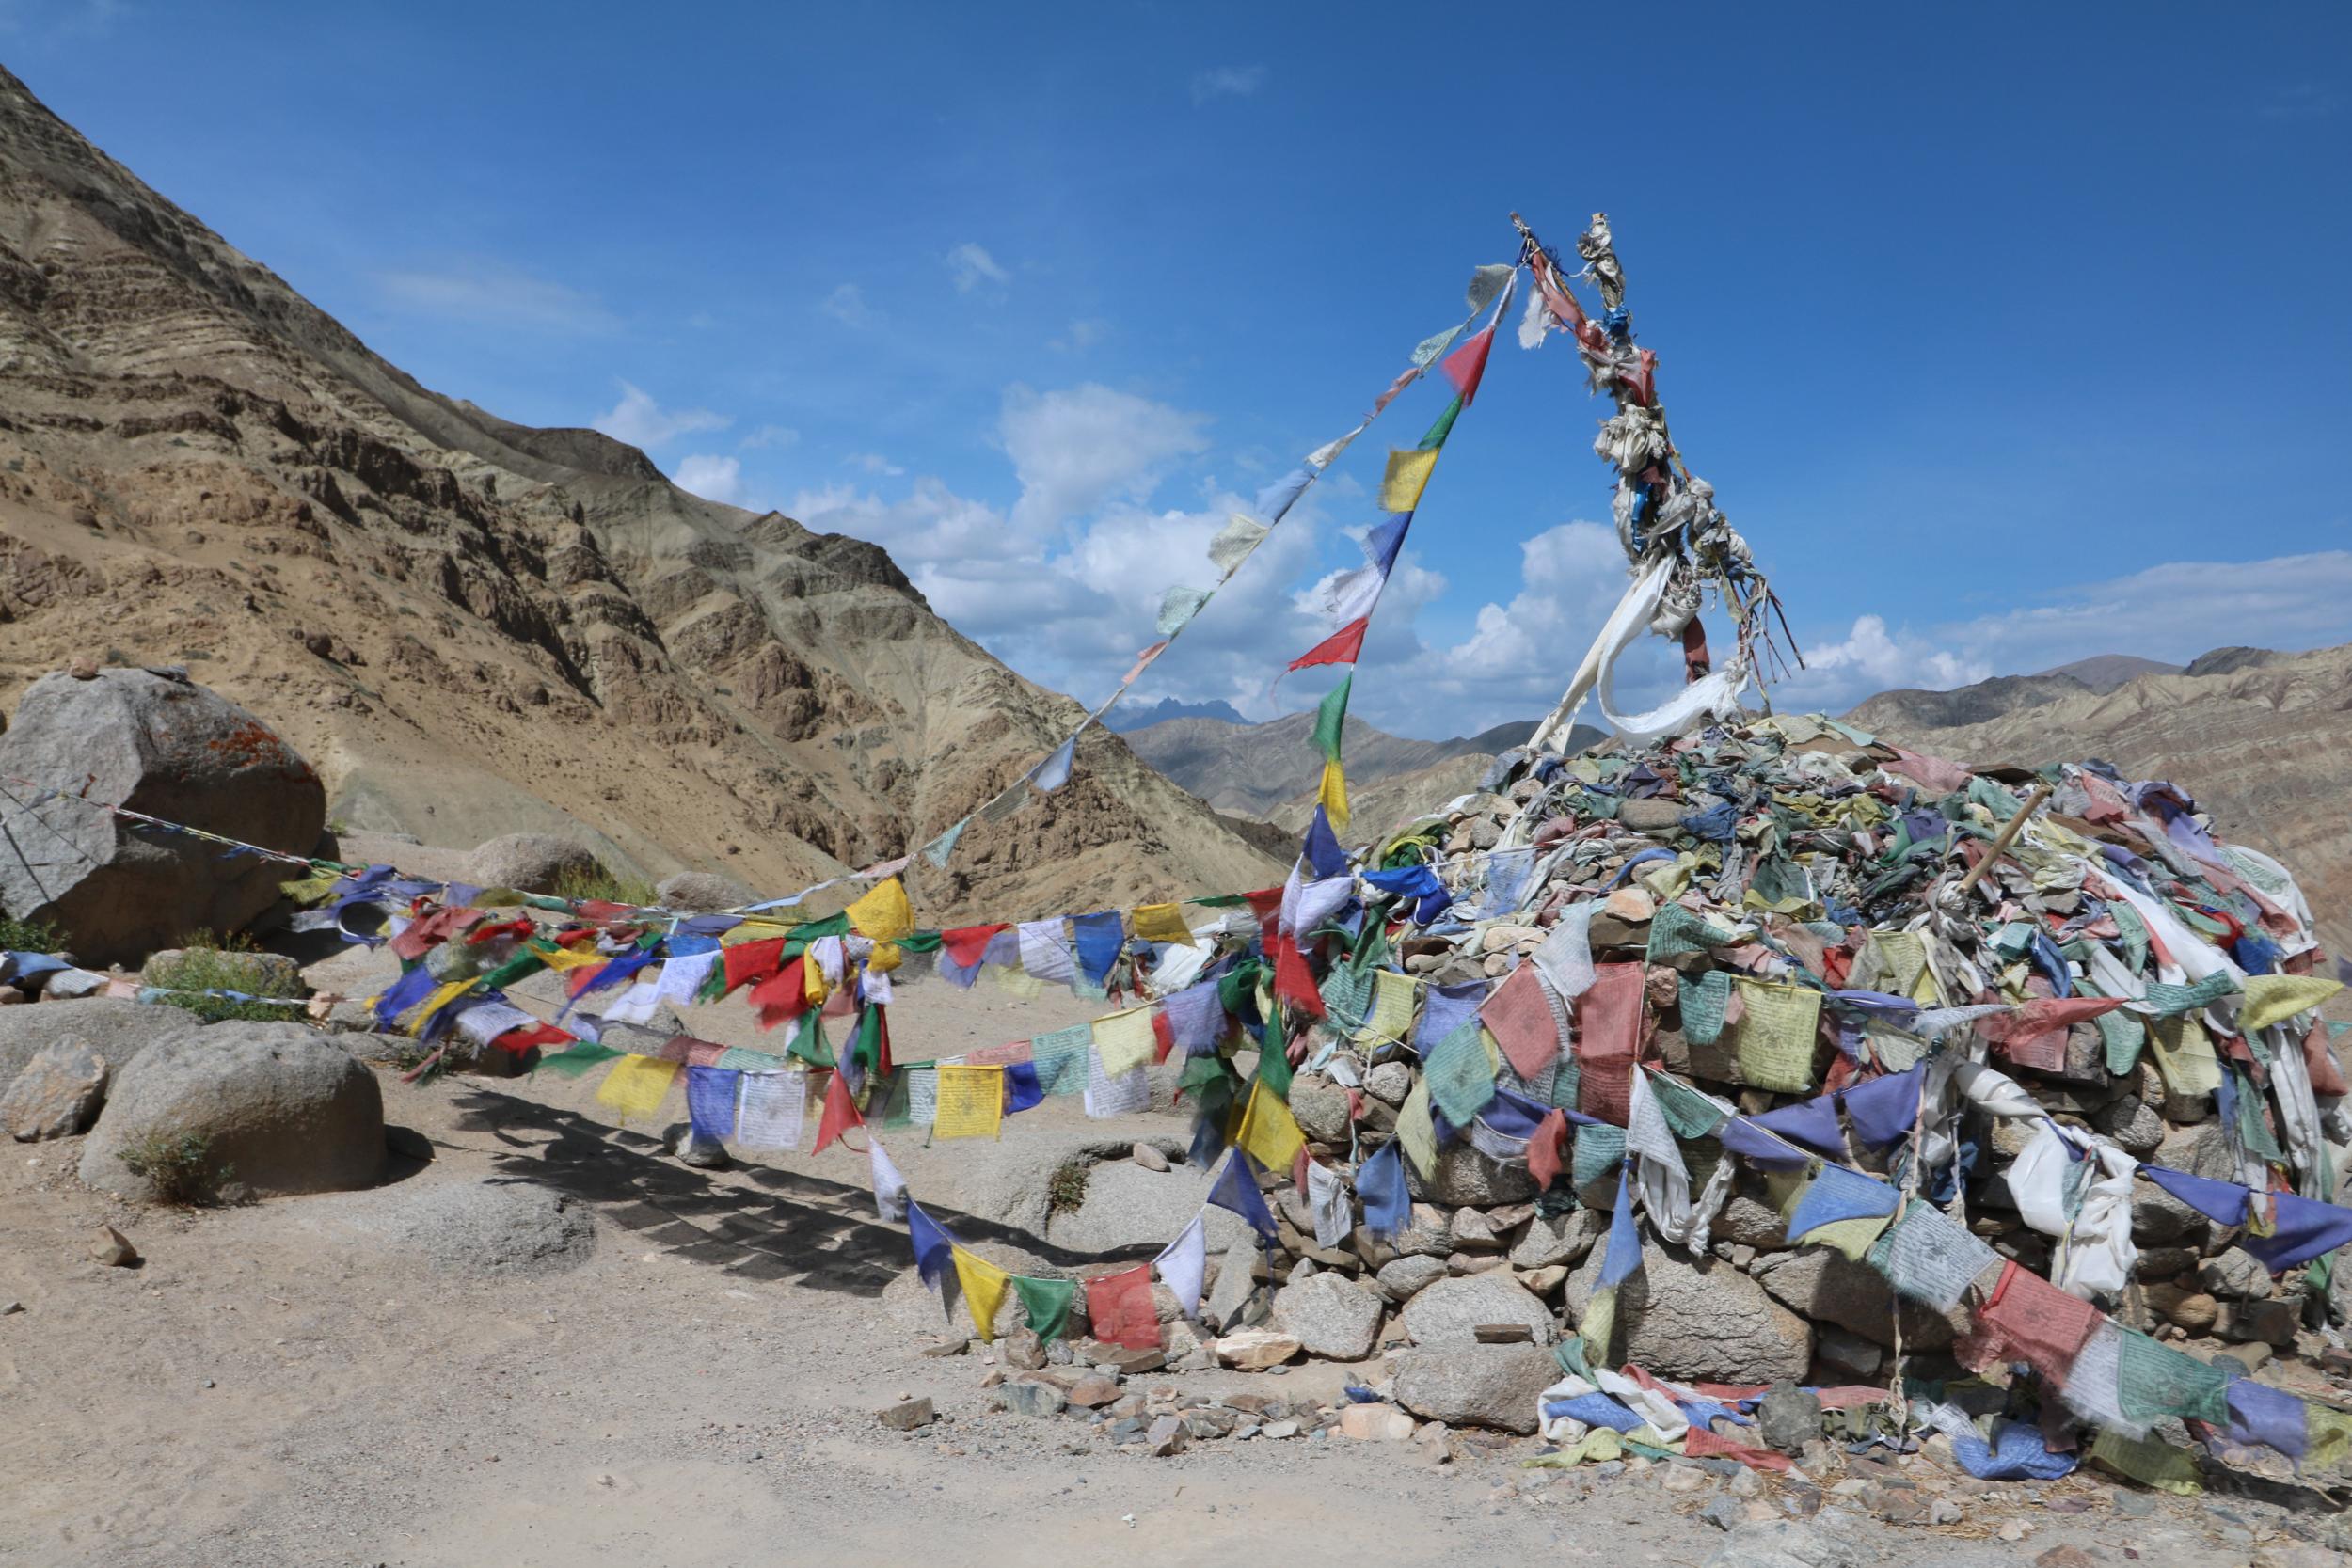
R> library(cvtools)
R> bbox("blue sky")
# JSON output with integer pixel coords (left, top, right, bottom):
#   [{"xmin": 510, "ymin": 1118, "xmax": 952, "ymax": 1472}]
[{"xmin": 8, "ymin": 1, "xmax": 2349, "ymax": 737}]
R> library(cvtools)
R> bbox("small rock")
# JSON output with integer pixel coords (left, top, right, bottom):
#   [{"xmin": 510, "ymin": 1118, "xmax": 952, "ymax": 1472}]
[
  {"xmin": 1182, "ymin": 1406, "xmax": 1240, "ymax": 1440},
  {"xmin": 1661, "ymin": 1463, "xmax": 1712, "ymax": 1494},
  {"xmin": 1338, "ymin": 1404, "xmax": 1416, "ymax": 1442},
  {"xmin": 1064, "ymin": 1376, "xmax": 1120, "ymax": 1409},
  {"xmin": 1472, "ymin": 1323, "xmax": 1533, "ymax": 1344},
  {"xmin": 0, "ymin": 1036, "xmax": 109, "ymax": 1141},
  {"xmin": 876, "ymin": 1398, "xmax": 935, "ymax": 1431},
  {"xmin": 1757, "ymin": 1382, "xmax": 1820, "ymax": 1453},
  {"xmin": 997, "ymin": 1380, "xmax": 1066, "ymax": 1418},
  {"xmin": 2036, "ymin": 1548, "xmax": 2097, "ymax": 1568},
  {"xmin": 999, "ymin": 1329, "xmax": 1047, "ymax": 1371},
  {"xmin": 1132, "ymin": 1142, "xmax": 1168, "ymax": 1172},
  {"xmin": 1212, "ymin": 1328, "xmax": 1302, "ymax": 1370},
  {"xmin": 91, "ymin": 1225, "xmax": 138, "ymax": 1267},
  {"xmin": 1998, "ymin": 1519, "xmax": 2035, "ymax": 1543},
  {"xmin": 1927, "ymin": 1498, "xmax": 1963, "ymax": 1526},
  {"xmin": 1261, "ymin": 1419, "xmax": 1300, "ymax": 1439},
  {"xmin": 1699, "ymin": 1495, "xmax": 1746, "ymax": 1531},
  {"xmin": 1146, "ymin": 1415, "xmax": 1187, "ymax": 1456},
  {"xmin": 1727, "ymin": 1466, "xmax": 1762, "ymax": 1497},
  {"xmin": 1374, "ymin": 1255, "xmax": 1448, "ymax": 1303},
  {"xmin": 917, "ymin": 1335, "xmax": 966, "ymax": 1357},
  {"xmin": 0, "ymin": 1300, "xmax": 21, "ymax": 1316}
]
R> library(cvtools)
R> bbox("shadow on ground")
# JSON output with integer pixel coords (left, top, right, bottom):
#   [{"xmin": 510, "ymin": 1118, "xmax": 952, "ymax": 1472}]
[{"xmin": 449, "ymin": 1085, "xmax": 1162, "ymax": 1300}]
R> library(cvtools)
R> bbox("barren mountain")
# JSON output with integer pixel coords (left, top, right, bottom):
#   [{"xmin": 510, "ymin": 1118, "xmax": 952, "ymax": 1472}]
[
  {"xmin": 1846, "ymin": 641, "xmax": 2352, "ymax": 954},
  {"xmin": 2033, "ymin": 653, "xmax": 2182, "ymax": 691},
  {"xmin": 0, "ymin": 67, "xmax": 1280, "ymax": 921},
  {"xmin": 1125, "ymin": 711, "xmax": 1546, "ymax": 819}
]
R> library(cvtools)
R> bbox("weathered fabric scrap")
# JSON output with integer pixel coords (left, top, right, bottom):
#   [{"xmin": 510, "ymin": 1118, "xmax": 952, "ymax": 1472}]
[{"xmin": 1733, "ymin": 980, "xmax": 1821, "ymax": 1094}]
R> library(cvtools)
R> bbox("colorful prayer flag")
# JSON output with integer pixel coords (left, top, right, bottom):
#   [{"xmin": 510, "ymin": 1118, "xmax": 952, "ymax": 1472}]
[
  {"xmin": 932, "ymin": 1064, "xmax": 1005, "ymax": 1139},
  {"xmin": 951, "ymin": 1246, "xmax": 1011, "ymax": 1341},
  {"xmin": 594, "ymin": 1053, "xmax": 677, "ymax": 1120}
]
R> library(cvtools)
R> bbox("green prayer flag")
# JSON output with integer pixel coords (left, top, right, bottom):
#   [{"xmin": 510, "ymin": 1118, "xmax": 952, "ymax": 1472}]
[
  {"xmin": 1312, "ymin": 673, "xmax": 1352, "ymax": 765},
  {"xmin": 1425, "ymin": 1019, "xmax": 1499, "ymax": 1128},
  {"xmin": 1255, "ymin": 1033, "xmax": 1295, "ymax": 1101},
  {"xmin": 2116, "ymin": 1327, "xmax": 2232, "ymax": 1427},
  {"xmin": 1012, "ymin": 1275, "xmax": 1079, "ymax": 1340},
  {"xmin": 787, "ymin": 1009, "xmax": 834, "ymax": 1069},
  {"xmin": 532, "ymin": 1042, "xmax": 624, "ymax": 1078},
  {"xmin": 1418, "ymin": 394, "xmax": 1463, "ymax": 451}
]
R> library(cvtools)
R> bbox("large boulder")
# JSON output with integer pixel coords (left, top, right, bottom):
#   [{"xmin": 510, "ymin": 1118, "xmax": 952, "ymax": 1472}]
[
  {"xmin": 0, "ymin": 1035, "xmax": 108, "ymax": 1139},
  {"xmin": 1409, "ymin": 1143, "xmax": 1537, "ymax": 1206},
  {"xmin": 1749, "ymin": 1247, "xmax": 1963, "ymax": 1351},
  {"xmin": 80, "ymin": 1022, "xmax": 383, "ymax": 1201},
  {"xmin": 0, "ymin": 669, "xmax": 326, "ymax": 963},
  {"xmin": 1391, "ymin": 1343, "xmax": 1559, "ymax": 1433},
  {"xmin": 654, "ymin": 871, "xmax": 755, "ymax": 912},
  {"xmin": 0, "ymin": 996, "xmax": 201, "ymax": 1085},
  {"xmin": 1043, "ymin": 1158, "xmax": 1251, "ymax": 1256},
  {"xmin": 1565, "ymin": 1235, "xmax": 1810, "ymax": 1384},
  {"xmin": 294, "ymin": 1179, "xmax": 596, "ymax": 1275},
  {"xmin": 462, "ymin": 833, "xmax": 607, "ymax": 895},
  {"xmin": 1271, "ymin": 1271, "xmax": 1383, "ymax": 1360},
  {"xmin": 1399, "ymin": 1271, "xmax": 1555, "ymax": 1348}
]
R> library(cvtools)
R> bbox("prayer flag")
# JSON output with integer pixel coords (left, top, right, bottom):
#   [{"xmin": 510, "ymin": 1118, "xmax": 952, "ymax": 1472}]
[
  {"xmin": 1155, "ymin": 1214, "xmax": 1209, "ymax": 1317},
  {"xmin": 2240, "ymin": 973, "xmax": 2343, "ymax": 1033},
  {"xmin": 1013, "ymin": 1275, "xmax": 1080, "ymax": 1340},
  {"xmin": 952, "ymin": 1246, "xmax": 1011, "ymax": 1341},
  {"xmin": 845, "ymin": 877, "xmax": 913, "ymax": 942},
  {"xmin": 1733, "ymin": 980, "xmax": 1822, "ymax": 1094},
  {"xmin": 1232, "ymin": 1078, "xmax": 1306, "ymax": 1172},
  {"xmin": 1091, "ymin": 1004, "xmax": 1160, "ymax": 1078},
  {"xmin": 1358, "ymin": 1140, "xmax": 1409, "ymax": 1240},
  {"xmin": 735, "ymin": 1070, "xmax": 807, "ymax": 1150},
  {"xmin": 813, "ymin": 1065, "xmax": 863, "ymax": 1153},
  {"xmin": 907, "ymin": 1201, "xmax": 953, "ymax": 1291},
  {"xmin": 1206, "ymin": 1150, "xmax": 1279, "ymax": 1240},
  {"xmin": 1131, "ymin": 903, "xmax": 1191, "ymax": 944},
  {"xmin": 868, "ymin": 1137, "xmax": 909, "ymax": 1222},
  {"xmin": 932, "ymin": 1064, "xmax": 1005, "ymax": 1140},
  {"xmin": 1028, "ymin": 736, "xmax": 1077, "ymax": 793},
  {"xmin": 1395, "ymin": 1077, "xmax": 1438, "ymax": 1177},
  {"xmin": 685, "ymin": 1065, "xmax": 740, "ymax": 1142},
  {"xmin": 1086, "ymin": 1265, "xmax": 1159, "ymax": 1351},
  {"xmin": 1482, "ymin": 961, "xmax": 1561, "ymax": 1080},
  {"xmin": 1378, "ymin": 447, "xmax": 1439, "ymax": 513},
  {"xmin": 1288, "ymin": 616, "xmax": 1369, "ymax": 672},
  {"xmin": 1359, "ymin": 969, "xmax": 1417, "ymax": 1048},
  {"xmin": 1083, "ymin": 1047, "xmax": 1151, "ymax": 1117},
  {"xmin": 595, "ymin": 1054, "xmax": 677, "ymax": 1120}
]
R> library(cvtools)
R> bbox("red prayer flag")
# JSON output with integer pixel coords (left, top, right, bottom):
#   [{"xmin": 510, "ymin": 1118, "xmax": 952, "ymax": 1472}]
[
  {"xmin": 1151, "ymin": 1009, "xmax": 1176, "ymax": 1065},
  {"xmin": 1481, "ymin": 962, "xmax": 1559, "ymax": 1081},
  {"xmin": 1574, "ymin": 962, "xmax": 1647, "ymax": 1127},
  {"xmin": 1979, "ymin": 995, "xmax": 2122, "ymax": 1073},
  {"xmin": 751, "ymin": 955, "xmax": 810, "ymax": 1031},
  {"xmin": 1529, "ymin": 1108, "xmax": 1568, "ymax": 1191},
  {"xmin": 1957, "ymin": 1260, "xmax": 2097, "ymax": 1386},
  {"xmin": 723, "ymin": 937, "xmax": 787, "ymax": 993},
  {"xmin": 1681, "ymin": 1426, "xmax": 1793, "ymax": 1471},
  {"xmin": 1084, "ymin": 1265, "xmax": 1159, "ymax": 1351},
  {"xmin": 1272, "ymin": 939, "xmax": 1326, "ymax": 1019},
  {"xmin": 492, "ymin": 1022, "xmax": 572, "ymax": 1053},
  {"xmin": 1287, "ymin": 616, "xmax": 1369, "ymax": 672},
  {"xmin": 1440, "ymin": 325, "xmax": 1497, "ymax": 406},
  {"xmin": 941, "ymin": 923, "xmax": 1009, "ymax": 968},
  {"xmin": 813, "ymin": 1067, "xmax": 863, "ymax": 1154}
]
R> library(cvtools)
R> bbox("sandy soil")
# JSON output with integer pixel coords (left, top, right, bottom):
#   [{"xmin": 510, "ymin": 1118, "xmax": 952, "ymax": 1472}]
[{"xmin": 0, "ymin": 977, "xmax": 2335, "ymax": 1567}]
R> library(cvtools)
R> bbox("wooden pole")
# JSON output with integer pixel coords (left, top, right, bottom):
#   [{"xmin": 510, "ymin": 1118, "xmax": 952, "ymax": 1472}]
[{"xmin": 1952, "ymin": 780, "xmax": 2055, "ymax": 900}]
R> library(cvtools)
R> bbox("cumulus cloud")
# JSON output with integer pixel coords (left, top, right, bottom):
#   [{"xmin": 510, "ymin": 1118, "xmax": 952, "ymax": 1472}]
[
  {"xmin": 592, "ymin": 381, "xmax": 730, "ymax": 450},
  {"xmin": 672, "ymin": 454, "xmax": 750, "ymax": 506},
  {"xmin": 847, "ymin": 451, "xmax": 906, "ymax": 477},
  {"xmin": 1190, "ymin": 64, "xmax": 1265, "ymax": 103},
  {"xmin": 946, "ymin": 243, "xmax": 1010, "ymax": 295},
  {"xmin": 999, "ymin": 383, "xmax": 1211, "ymax": 534},
  {"xmin": 823, "ymin": 282, "xmax": 879, "ymax": 328},
  {"xmin": 739, "ymin": 423, "xmax": 799, "ymax": 450}
]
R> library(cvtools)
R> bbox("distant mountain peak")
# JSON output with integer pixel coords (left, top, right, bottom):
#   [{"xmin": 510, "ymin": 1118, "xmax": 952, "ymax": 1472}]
[{"xmin": 1101, "ymin": 696, "xmax": 1248, "ymax": 732}]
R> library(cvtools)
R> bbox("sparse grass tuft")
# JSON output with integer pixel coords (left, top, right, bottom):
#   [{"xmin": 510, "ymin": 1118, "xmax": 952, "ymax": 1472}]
[
  {"xmin": 118, "ymin": 1130, "xmax": 231, "ymax": 1206},
  {"xmin": 0, "ymin": 912, "xmax": 64, "ymax": 953},
  {"xmin": 146, "ymin": 930, "xmax": 307, "ymax": 1024},
  {"xmin": 550, "ymin": 864, "xmax": 660, "ymax": 909},
  {"xmin": 1046, "ymin": 1160, "xmax": 1090, "ymax": 1216}
]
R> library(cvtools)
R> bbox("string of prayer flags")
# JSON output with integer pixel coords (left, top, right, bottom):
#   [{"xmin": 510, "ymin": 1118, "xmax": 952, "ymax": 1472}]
[
  {"xmin": 1311, "ymin": 673, "xmax": 1353, "ymax": 831},
  {"xmin": 595, "ymin": 1053, "xmax": 677, "ymax": 1119},
  {"xmin": 1086, "ymin": 1264, "xmax": 1160, "ymax": 1351},
  {"xmin": 1012, "ymin": 1275, "xmax": 1079, "ymax": 1341},
  {"xmin": 932, "ymin": 1063, "xmax": 1005, "ymax": 1140},
  {"xmin": 1029, "ymin": 1023, "xmax": 1091, "ymax": 1095},
  {"xmin": 951, "ymin": 1247, "xmax": 1011, "ymax": 1341}
]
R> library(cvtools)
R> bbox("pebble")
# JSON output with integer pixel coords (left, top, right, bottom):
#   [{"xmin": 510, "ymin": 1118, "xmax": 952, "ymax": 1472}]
[
  {"xmin": 0, "ymin": 1301, "xmax": 22, "ymax": 1316},
  {"xmin": 1132, "ymin": 1142, "xmax": 1169, "ymax": 1172},
  {"xmin": 1998, "ymin": 1520, "xmax": 2036, "ymax": 1543},
  {"xmin": 875, "ymin": 1398, "xmax": 935, "ymax": 1431},
  {"xmin": 92, "ymin": 1226, "xmax": 139, "ymax": 1267}
]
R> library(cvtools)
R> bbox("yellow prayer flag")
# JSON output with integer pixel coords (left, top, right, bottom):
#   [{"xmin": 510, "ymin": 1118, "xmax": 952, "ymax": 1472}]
[
  {"xmin": 2089, "ymin": 1427, "xmax": 2202, "ymax": 1495},
  {"xmin": 866, "ymin": 941, "xmax": 902, "ymax": 974},
  {"xmin": 398, "ymin": 977, "xmax": 480, "ymax": 1035},
  {"xmin": 1130, "ymin": 903, "xmax": 1192, "ymax": 945},
  {"xmin": 2239, "ymin": 974, "xmax": 2343, "ymax": 1034},
  {"xmin": 595, "ymin": 1053, "xmax": 679, "ymax": 1120},
  {"xmin": 1579, "ymin": 1282, "xmax": 1619, "ymax": 1366},
  {"xmin": 1378, "ymin": 446, "xmax": 1440, "ymax": 513},
  {"xmin": 1232, "ymin": 1079, "xmax": 1305, "ymax": 1172},
  {"xmin": 804, "ymin": 950, "xmax": 828, "ymax": 1006},
  {"xmin": 1804, "ymin": 1212, "xmax": 1894, "ymax": 1262},
  {"xmin": 845, "ymin": 876, "xmax": 914, "ymax": 942},
  {"xmin": 1733, "ymin": 979, "xmax": 1822, "ymax": 1094},
  {"xmin": 1358, "ymin": 969, "xmax": 1417, "ymax": 1048},
  {"xmin": 2150, "ymin": 1013, "xmax": 2224, "ymax": 1098},
  {"xmin": 932, "ymin": 1063, "xmax": 1005, "ymax": 1139},
  {"xmin": 2304, "ymin": 1404, "xmax": 2352, "ymax": 1471},
  {"xmin": 951, "ymin": 1245, "xmax": 1011, "ymax": 1342},
  {"xmin": 532, "ymin": 943, "xmax": 608, "ymax": 972},
  {"xmin": 1396, "ymin": 1078, "xmax": 1438, "ymax": 1178},
  {"xmin": 1091, "ymin": 1005, "xmax": 1159, "ymax": 1079},
  {"xmin": 1316, "ymin": 758, "xmax": 1350, "ymax": 835},
  {"xmin": 720, "ymin": 919, "xmax": 796, "ymax": 946}
]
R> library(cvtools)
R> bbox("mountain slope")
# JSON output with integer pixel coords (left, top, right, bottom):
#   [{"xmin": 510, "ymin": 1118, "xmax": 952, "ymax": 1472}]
[
  {"xmin": 1846, "ymin": 642, "xmax": 2352, "ymax": 955},
  {"xmin": 0, "ymin": 66, "xmax": 1280, "ymax": 922},
  {"xmin": 1124, "ymin": 712, "xmax": 1546, "ymax": 819},
  {"xmin": 2033, "ymin": 654, "xmax": 2182, "ymax": 691}
]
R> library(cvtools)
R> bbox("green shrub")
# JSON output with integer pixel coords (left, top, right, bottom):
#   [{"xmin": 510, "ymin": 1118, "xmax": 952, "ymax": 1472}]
[
  {"xmin": 1046, "ymin": 1160, "xmax": 1090, "ymax": 1216},
  {"xmin": 0, "ymin": 912, "xmax": 64, "ymax": 953},
  {"xmin": 549, "ymin": 863, "xmax": 660, "ymax": 909},
  {"xmin": 146, "ymin": 931, "xmax": 307, "ymax": 1024},
  {"xmin": 117, "ymin": 1131, "xmax": 231, "ymax": 1206}
]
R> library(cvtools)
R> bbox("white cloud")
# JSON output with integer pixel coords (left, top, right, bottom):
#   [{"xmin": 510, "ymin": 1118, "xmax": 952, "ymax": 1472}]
[
  {"xmin": 946, "ymin": 243, "xmax": 1009, "ymax": 295},
  {"xmin": 999, "ymin": 383, "xmax": 1211, "ymax": 534},
  {"xmin": 739, "ymin": 423, "xmax": 800, "ymax": 450},
  {"xmin": 1050, "ymin": 317, "xmax": 1110, "ymax": 353},
  {"xmin": 847, "ymin": 451, "xmax": 906, "ymax": 477},
  {"xmin": 374, "ymin": 261, "xmax": 616, "ymax": 333},
  {"xmin": 672, "ymin": 454, "xmax": 749, "ymax": 506},
  {"xmin": 823, "ymin": 282, "xmax": 879, "ymax": 328},
  {"xmin": 1190, "ymin": 64, "xmax": 1265, "ymax": 103},
  {"xmin": 1768, "ymin": 616, "xmax": 1992, "ymax": 710},
  {"xmin": 591, "ymin": 381, "xmax": 730, "ymax": 450}
]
